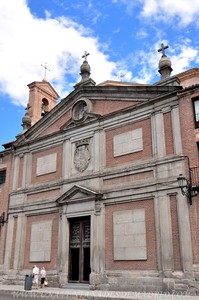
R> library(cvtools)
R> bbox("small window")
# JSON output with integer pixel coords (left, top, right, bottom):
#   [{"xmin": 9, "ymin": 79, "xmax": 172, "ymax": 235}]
[
  {"xmin": 193, "ymin": 99, "xmax": 199, "ymax": 128},
  {"xmin": 0, "ymin": 170, "xmax": 6, "ymax": 184}
]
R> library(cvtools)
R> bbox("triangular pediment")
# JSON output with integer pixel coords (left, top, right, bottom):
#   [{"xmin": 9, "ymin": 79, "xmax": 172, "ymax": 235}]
[
  {"xmin": 12, "ymin": 83, "xmax": 182, "ymax": 149},
  {"xmin": 56, "ymin": 185, "xmax": 103, "ymax": 205},
  {"xmin": 28, "ymin": 81, "xmax": 59, "ymax": 99}
]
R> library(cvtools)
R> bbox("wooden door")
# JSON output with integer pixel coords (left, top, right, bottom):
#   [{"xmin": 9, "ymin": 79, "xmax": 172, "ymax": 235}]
[{"xmin": 69, "ymin": 216, "xmax": 90, "ymax": 283}]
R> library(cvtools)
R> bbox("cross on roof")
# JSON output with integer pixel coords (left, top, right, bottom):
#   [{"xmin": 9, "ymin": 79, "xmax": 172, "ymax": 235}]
[
  {"xmin": 119, "ymin": 72, "xmax": 124, "ymax": 82},
  {"xmin": 158, "ymin": 43, "xmax": 169, "ymax": 57},
  {"xmin": 41, "ymin": 62, "xmax": 50, "ymax": 79},
  {"xmin": 82, "ymin": 51, "xmax": 90, "ymax": 61}
]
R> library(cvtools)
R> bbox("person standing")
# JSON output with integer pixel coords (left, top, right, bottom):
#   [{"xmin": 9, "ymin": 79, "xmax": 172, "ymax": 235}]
[
  {"xmin": 32, "ymin": 265, "xmax": 40, "ymax": 289},
  {"xmin": 40, "ymin": 267, "xmax": 47, "ymax": 288}
]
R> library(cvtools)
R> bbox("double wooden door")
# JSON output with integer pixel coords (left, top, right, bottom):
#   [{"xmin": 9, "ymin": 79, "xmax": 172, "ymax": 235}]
[{"xmin": 69, "ymin": 216, "xmax": 91, "ymax": 283}]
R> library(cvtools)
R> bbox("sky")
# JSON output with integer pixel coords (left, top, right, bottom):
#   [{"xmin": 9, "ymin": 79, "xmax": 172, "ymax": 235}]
[{"xmin": 0, "ymin": 0, "xmax": 199, "ymax": 150}]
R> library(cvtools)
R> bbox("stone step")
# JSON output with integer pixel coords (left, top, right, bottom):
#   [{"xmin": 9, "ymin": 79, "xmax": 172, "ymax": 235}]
[{"xmin": 62, "ymin": 283, "xmax": 89, "ymax": 290}]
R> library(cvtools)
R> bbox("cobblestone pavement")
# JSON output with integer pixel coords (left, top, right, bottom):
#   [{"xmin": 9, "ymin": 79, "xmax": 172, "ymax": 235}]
[{"xmin": 0, "ymin": 284, "xmax": 199, "ymax": 300}]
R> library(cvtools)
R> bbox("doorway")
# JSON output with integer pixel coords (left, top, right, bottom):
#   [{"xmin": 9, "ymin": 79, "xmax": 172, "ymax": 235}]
[{"xmin": 69, "ymin": 216, "xmax": 91, "ymax": 283}]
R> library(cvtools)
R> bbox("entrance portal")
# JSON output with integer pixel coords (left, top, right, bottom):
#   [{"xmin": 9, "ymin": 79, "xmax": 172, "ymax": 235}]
[{"xmin": 69, "ymin": 216, "xmax": 90, "ymax": 283}]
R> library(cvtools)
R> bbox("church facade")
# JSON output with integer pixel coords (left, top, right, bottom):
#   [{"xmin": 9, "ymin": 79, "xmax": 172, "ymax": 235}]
[{"xmin": 0, "ymin": 47, "xmax": 199, "ymax": 294}]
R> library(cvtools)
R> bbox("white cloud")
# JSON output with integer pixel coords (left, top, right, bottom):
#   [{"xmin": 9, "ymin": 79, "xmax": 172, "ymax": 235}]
[
  {"xmin": 136, "ymin": 29, "xmax": 148, "ymax": 39},
  {"xmin": 0, "ymin": 0, "xmax": 198, "ymax": 110},
  {"xmin": 119, "ymin": 40, "xmax": 198, "ymax": 84},
  {"xmin": 0, "ymin": 0, "xmax": 116, "ymax": 107},
  {"xmin": 171, "ymin": 46, "xmax": 198, "ymax": 74},
  {"xmin": 113, "ymin": 0, "xmax": 199, "ymax": 26},
  {"xmin": 141, "ymin": 0, "xmax": 199, "ymax": 26}
]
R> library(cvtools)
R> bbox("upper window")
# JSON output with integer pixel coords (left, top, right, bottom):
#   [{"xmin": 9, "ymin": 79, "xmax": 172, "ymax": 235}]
[
  {"xmin": 193, "ymin": 99, "xmax": 199, "ymax": 128},
  {"xmin": 0, "ymin": 170, "xmax": 6, "ymax": 184}
]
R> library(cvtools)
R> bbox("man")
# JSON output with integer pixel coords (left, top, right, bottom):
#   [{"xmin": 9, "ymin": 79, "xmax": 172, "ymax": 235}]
[{"xmin": 32, "ymin": 265, "xmax": 40, "ymax": 289}]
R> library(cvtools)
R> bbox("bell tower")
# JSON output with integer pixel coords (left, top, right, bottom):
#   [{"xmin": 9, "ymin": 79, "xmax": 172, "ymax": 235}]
[{"xmin": 27, "ymin": 79, "xmax": 59, "ymax": 126}]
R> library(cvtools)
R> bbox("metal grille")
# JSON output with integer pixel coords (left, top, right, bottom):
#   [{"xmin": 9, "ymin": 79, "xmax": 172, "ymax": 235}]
[{"xmin": 191, "ymin": 167, "xmax": 199, "ymax": 187}]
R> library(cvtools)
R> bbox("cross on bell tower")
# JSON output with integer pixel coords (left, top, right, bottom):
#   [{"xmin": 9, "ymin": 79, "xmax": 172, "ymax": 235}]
[{"xmin": 41, "ymin": 62, "xmax": 50, "ymax": 81}]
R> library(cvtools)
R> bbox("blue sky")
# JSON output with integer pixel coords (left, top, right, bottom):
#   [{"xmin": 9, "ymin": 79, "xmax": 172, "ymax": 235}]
[{"xmin": 0, "ymin": 0, "xmax": 199, "ymax": 150}]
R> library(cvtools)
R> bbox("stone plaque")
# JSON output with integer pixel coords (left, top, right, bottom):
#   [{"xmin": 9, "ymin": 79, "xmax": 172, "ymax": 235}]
[
  {"xmin": 113, "ymin": 128, "xmax": 143, "ymax": 157},
  {"xmin": 29, "ymin": 220, "xmax": 52, "ymax": 262},
  {"xmin": 36, "ymin": 153, "xmax": 57, "ymax": 176},
  {"xmin": 113, "ymin": 209, "xmax": 147, "ymax": 260}
]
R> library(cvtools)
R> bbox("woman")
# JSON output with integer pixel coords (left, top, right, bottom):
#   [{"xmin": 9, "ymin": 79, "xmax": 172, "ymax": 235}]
[
  {"xmin": 40, "ymin": 267, "xmax": 47, "ymax": 288},
  {"xmin": 32, "ymin": 265, "xmax": 39, "ymax": 289}
]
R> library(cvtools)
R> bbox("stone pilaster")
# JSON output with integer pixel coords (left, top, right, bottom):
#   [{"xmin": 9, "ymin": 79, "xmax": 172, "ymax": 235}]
[
  {"xmin": 93, "ymin": 131, "xmax": 100, "ymax": 173},
  {"xmin": 58, "ymin": 207, "xmax": 69, "ymax": 285},
  {"xmin": 91, "ymin": 206, "xmax": 105, "ymax": 273},
  {"xmin": 22, "ymin": 153, "xmax": 31, "ymax": 188},
  {"xmin": 151, "ymin": 112, "xmax": 166, "ymax": 159},
  {"xmin": 171, "ymin": 107, "xmax": 182, "ymax": 155},
  {"xmin": 158, "ymin": 192, "xmax": 174, "ymax": 273},
  {"xmin": 153, "ymin": 195, "xmax": 163, "ymax": 273},
  {"xmin": 177, "ymin": 193, "xmax": 193, "ymax": 276},
  {"xmin": 62, "ymin": 140, "xmax": 71, "ymax": 180},
  {"xmin": 12, "ymin": 156, "xmax": 20, "ymax": 191},
  {"xmin": 99, "ymin": 130, "xmax": 106, "ymax": 171},
  {"xmin": 13, "ymin": 213, "xmax": 26, "ymax": 270},
  {"xmin": 4, "ymin": 215, "xmax": 15, "ymax": 271}
]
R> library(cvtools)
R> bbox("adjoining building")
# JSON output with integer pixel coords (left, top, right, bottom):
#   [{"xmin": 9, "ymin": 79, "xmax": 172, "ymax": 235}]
[{"xmin": 0, "ymin": 45, "xmax": 199, "ymax": 294}]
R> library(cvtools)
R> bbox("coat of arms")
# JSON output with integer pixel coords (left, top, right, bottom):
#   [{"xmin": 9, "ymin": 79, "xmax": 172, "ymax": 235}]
[{"xmin": 74, "ymin": 139, "xmax": 91, "ymax": 172}]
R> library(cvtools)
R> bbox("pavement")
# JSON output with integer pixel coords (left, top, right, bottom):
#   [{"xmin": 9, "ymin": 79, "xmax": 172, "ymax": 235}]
[{"xmin": 0, "ymin": 284, "xmax": 199, "ymax": 300}]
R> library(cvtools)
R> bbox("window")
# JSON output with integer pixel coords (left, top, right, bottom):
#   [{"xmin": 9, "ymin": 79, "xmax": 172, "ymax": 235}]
[
  {"xmin": 193, "ymin": 99, "xmax": 199, "ymax": 128},
  {"xmin": 0, "ymin": 170, "xmax": 6, "ymax": 184}
]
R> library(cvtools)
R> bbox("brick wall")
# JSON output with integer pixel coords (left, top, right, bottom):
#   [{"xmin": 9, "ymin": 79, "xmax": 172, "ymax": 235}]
[
  {"xmin": 189, "ymin": 197, "xmax": 199, "ymax": 264},
  {"xmin": 23, "ymin": 213, "xmax": 58, "ymax": 270},
  {"xmin": 105, "ymin": 199, "xmax": 157, "ymax": 270},
  {"xmin": 10, "ymin": 216, "xmax": 18, "ymax": 270},
  {"xmin": 0, "ymin": 152, "xmax": 13, "ymax": 264},
  {"xmin": 31, "ymin": 145, "xmax": 63, "ymax": 185},
  {"xmin": 179, "ymin": 93, "xmax": 199, "ymax": 166},
  {"xmin": 170, "ymin": 195, "xmax": 182, "ymax": 271},
  {"xmin": 106, "ymin": 118, "xmax": 152, "ymax": 167},
  {"xmin": 92, "ymin": 100, "xmax": 139, "ymax": 115},
  {"xmin": 178, "ymin": 90, "xmax": 199, "ymax": 265},
  {"xmin": 38, "ymin": 111, "xmax": 71, "ymax": 138},
  {"xmin": 164, "ymin": 112, "xmax": 174, "ymax": 156}
]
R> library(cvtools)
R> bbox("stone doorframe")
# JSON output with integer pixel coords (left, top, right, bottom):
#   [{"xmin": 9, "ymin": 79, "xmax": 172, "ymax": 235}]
[{"xmin": 56, "ymin": 185, "xmax": 105, "ymax": 286}]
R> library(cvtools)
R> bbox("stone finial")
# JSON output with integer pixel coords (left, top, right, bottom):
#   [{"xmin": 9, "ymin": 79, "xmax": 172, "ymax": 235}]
[
  {"xmin": 74, "ymin": 51, "xmax": 96, "ymax": 88},
  {"xmin": 80, "ymin": 51, "xmax": 91, "ymax": 81},
  {"xmin": 22, "ymin": 104, "xmax": 31, "ymax": 131},
  {"xmin": 158, "ymin": 43, "xmax": 173, "ymax": 80}
]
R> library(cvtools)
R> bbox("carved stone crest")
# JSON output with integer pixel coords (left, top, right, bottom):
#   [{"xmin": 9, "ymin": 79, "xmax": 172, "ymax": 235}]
[{"xmin": 74, "ymin": 139, "xmax": 91, "ymax": 172}]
